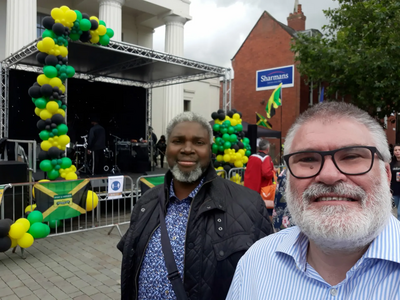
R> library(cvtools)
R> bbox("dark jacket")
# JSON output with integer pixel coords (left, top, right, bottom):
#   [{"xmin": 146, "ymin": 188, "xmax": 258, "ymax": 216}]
[
  {"xmin": 88, "ymin": 124, "xmax": 106, "ymax": 151},
  {"xmin": 117, "ymin": 164, "xmax": 273, "ymax": 300}
]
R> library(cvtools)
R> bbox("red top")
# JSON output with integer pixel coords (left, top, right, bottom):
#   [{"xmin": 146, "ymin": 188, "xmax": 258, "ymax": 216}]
[{"xmin": 244, "ymin": 152, "xmax": 274, "ymax": 193}]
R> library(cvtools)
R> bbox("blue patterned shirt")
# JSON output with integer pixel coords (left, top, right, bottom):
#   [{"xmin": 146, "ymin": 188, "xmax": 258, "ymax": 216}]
[
  {"xmin": 138, "ymin": 178, "xmax": 204, "ymax": 299},
  {"xmin": 227, "ymin": 216, "xmax": 400, "ymax": 300}
]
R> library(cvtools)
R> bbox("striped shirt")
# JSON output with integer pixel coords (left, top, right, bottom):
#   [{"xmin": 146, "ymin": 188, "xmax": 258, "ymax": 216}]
[{"xmin": 227, "ymin": 215, "xmax": 400, "ymax": 300}]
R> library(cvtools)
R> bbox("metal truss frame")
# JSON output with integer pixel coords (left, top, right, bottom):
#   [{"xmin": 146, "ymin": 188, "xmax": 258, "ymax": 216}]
[{"xmin": 0, "ymin": 38, "xmax": 232, "ymax": 138}]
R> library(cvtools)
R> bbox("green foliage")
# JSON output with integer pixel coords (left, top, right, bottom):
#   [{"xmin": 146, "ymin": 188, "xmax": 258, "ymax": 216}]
[{"xmin": 291, "ymin": 0, "xmax": 400, "ymax": 118}]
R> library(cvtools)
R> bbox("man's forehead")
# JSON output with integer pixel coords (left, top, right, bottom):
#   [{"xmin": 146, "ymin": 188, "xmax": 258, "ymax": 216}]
[{"xmin": 171, "ymin": 121, "xmax": 208, "ymax": 135}]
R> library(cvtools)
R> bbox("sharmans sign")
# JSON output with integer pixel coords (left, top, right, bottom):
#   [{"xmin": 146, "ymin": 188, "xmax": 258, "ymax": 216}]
[{"xmin": 256, "ymin": 65, "xmax": 294, "ymax": 91}]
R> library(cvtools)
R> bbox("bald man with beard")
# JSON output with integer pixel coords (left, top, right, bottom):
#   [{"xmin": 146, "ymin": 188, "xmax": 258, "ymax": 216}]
[{"xmin": 227, "ymin": 102, "xmax": 400, "ymax": 300}]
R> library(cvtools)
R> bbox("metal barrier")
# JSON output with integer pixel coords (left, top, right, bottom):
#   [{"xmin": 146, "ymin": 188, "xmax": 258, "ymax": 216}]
[
  {"xmin": 135, "ymin": 174, "xmax": 164, "ymax": 204},
  {"xmin": 228, "ymin": 167, "xmax": 246, "ymax": 185},
  {"xmin": 0, "ymin": 175, "xmax": 135, "ymax": 240}
]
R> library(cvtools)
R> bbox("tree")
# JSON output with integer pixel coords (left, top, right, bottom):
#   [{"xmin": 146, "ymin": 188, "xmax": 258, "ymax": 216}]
[{"xmin": 291, "ymin": 0, "xmax": 400, "ymax": 118}]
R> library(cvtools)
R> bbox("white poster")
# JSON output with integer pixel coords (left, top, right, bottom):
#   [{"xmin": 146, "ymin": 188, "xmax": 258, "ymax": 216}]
[{"xmin": 108, "ymin": 176, "xmax": 124, "ymax": 199}]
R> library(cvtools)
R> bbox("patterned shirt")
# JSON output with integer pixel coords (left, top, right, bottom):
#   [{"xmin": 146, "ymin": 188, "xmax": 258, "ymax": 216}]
[
  {"xmin": 227, "ymin": 216, "xmax": 400, "ymax": 300},
  {"xmin": 138, "ymin": 178, "xmax": 204, "ymax": 299}
]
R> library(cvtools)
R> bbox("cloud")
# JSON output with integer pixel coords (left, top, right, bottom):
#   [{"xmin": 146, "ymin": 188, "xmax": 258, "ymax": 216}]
[{"xmin": 153, "ymin": 0, "xmax": 339, "ymax": 69}]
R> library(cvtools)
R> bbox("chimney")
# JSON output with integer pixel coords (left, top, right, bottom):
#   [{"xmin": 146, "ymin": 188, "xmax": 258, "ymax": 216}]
[{"xmin": 287, "ymin": 4, "xmax": 306, "ymax": 31}]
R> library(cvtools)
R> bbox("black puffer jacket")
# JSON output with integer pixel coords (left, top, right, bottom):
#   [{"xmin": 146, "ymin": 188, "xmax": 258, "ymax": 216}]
[{"xmin": 117, "ymin": 164, "xmax": 273, "ymax": 300}]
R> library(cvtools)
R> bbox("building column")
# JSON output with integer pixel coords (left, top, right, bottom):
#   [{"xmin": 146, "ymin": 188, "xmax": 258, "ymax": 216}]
[
  {"xmin": 98, "ymin": 0, "xmax": 125, "ymax": 42},
  {"xmin": 5, "ymin": 0, "xmax": 37, "ymax": 57},
  {"xmin": 162, "ymin": 15, "xmax": 187, "ymax": 132}
]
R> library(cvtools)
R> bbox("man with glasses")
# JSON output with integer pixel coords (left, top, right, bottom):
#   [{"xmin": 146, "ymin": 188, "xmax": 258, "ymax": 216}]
[{"xmin": 227, "ymin": 102, "xmax": 400, "ymax": 300}]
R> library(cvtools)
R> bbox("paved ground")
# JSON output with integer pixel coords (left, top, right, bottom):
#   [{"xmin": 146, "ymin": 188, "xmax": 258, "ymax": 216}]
[{"xmin": 0, "ymin": 224, "xmax": 129, "ymax": 300}]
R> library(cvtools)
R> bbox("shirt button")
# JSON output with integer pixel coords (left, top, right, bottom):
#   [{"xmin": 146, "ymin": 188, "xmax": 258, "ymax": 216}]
[
  {"xmin": 330, "ymin": 288, "xmax": 338, "ymax": 296},
  {"xmin": 179, "ymin": 213, "xmax": 183, "ymax": 216},
  {"xmin": 218, "ymin": 227, "xmax": 223, "ymax": 231}
]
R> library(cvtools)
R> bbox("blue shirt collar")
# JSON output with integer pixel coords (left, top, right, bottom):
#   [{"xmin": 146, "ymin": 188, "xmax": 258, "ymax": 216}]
[{"xmin": 169, "ymin": 177, "xmax": 205, "ymax": 201}]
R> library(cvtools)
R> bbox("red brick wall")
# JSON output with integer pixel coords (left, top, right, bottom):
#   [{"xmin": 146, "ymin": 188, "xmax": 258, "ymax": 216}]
[{"xmin": 230, "ymin": 12, "xmax": 301, "ymax": 139}]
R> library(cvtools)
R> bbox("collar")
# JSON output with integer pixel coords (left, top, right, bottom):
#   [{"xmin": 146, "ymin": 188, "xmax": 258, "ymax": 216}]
[
  {"xmin": 169, "ymin": 177, "xmax": 205, "ymax": 201},
  {"xmin": 275, "ymin": 216, "xmax": 400, "ymax": 271}
]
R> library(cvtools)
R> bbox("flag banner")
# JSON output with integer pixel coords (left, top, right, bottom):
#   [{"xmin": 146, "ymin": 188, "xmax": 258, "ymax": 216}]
[
  {"xmin": 319, "ymin": 86, "xmax": 325, "ymax": 103},
  {"xmin": 108, "ymin": 176, "xmax": 124, "ymax": 200},
  {"xmin": 34, "ymin": 179, "xmax": 90, "ymax": 222},
  {"xmin": 266, "ymin": 83, "xmax": 282, "ymax": 118},
  {"xmin": 256, "ymin": 112, "xmax": 272, "ymax": 129},
  {"xmin": 140, "ymin": 176, "xmax": 165, "ymax": 195}
]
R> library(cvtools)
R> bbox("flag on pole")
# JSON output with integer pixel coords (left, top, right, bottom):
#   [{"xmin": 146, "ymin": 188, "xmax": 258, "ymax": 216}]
[
  {"xmin": 319, "ymin": 86, "xmax": 324, "ymax": 103},
  {"xmin": 256, "ymin": 112, "xmax": 272, "ymax": 129},
  {"xmin": 266, "ymin": 83, "xmax": 282, "ymax": 118}
]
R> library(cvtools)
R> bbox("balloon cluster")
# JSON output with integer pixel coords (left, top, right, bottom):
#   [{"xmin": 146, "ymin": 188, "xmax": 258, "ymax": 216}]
[
  {"xmin": 0, "ymin": 211, "xmax": 51, "ymax": 252},
  {"xmin": 230, "ymin": 173, "xmax": 243, "ymax": 185},
  {"xmin": 211, "ymin": 109, "xmax": 252, "ymax": 174}
]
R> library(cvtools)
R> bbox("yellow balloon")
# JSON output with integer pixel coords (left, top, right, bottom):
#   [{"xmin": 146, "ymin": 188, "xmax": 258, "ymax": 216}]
[
  {"xmin": 58, "ymin": 135, "xmax": 70, "ymax": 146},
  {"xmin": 216, "ymin": 155, "xmax": 223, "ymax": 162},
  {"xmin": 41, "ymin": 140, "xmax": 52, "ymax": 151},
  {"xmin": 233, "ymin": 113, "xmax": 241, "ymax": 120},
  {"xmin": 25, "ymin": 203, "xmax": 37, "ymax": 213},
  {"xmin": 10, "ymin": 238, "xmax": 17, "ymax": 249},
  {"xmin": 238, "ymin": 149, "xmax": 245, "ymax": 155},
  {"xmin": 65, "ymin": 10, "xmax": 77, "ymax": 22},
  {"xmin": 46, "ymin": 101, "xmax": 59, "ymax": 113},
  {"xmin": 234, "ymin": 160, "xmax": 243, "ymax": 168},
  {"xmin": 59, "ymin": 46, "xmax": 68, "ymax": 58},
  {"xmin": 60, "ymin": 172, "xmax": 66, "ymax": 178},
  {"xmin": 66, "ymin": 172, "xmax": 78, "ymax": 180},
  {"xmin": 8, "ymin": 223, "xmax": 25, "ymax": 240},
  {"xmin": 17, "ymin": 233, "xmax": 34, "ymax": 248},
  {"xmin": 15, "ymin": 218, "xmax": 30, "ymax": 232},
  {"xmin": 60, "ymin": 6, "xmax": 70, "ymax": 12},
  {"xmin": 59, "ymin": 85, "xmax": 66, "ymax": 93},
  {"xmin": 223, "ymin": 154, "xmax": 231, "ymax": 162},
  {"xmin": 37, "ymin": 74, "xmax": 50, "ymax": 86},
  {"xmin": 90, "ymin": 35, "xmax": 100, "ymax": 44},
  {"xmin": 37, "ymin": 41, "xmax": 45, "ymax": 52},
  {"xmin": 40, "ymin": 109, "xmax": 53, "ymax": 121},
  {"xmin": 49, "ymin": 77, "xmax": 62, "ymax": 88},
  {"xmin": 51, "ymin": 8, "xmax": 64, "ymax": 20},
  {"xmin": 231, "ymin": 119, "xmax": 237, "ymax": 126},
  {"xmin": 97, "ymin": 25, "xmax": 107, "ymax": 36},
  {"xmin": 242, "ymin": 156, "xmax": 249, "ymax": 164},
  {"xmin": 56, "ymin": 108, "xmax": 65, "ymax": 117},
  {"xmin": 90, "ymin": 16, "xmax": 99, "ymax": 22},
  {"xmin": 86, "ymin": 190, "xmax": 99, "ymax": 211},
  {"xmin": 70, "ymin": 165, "xmax": 77, "ymax": 172},
  {"xmin": 34, "ymin": 107, "xmax": 42, "ymax": 117},
  {"xmin": 42, "ymin": 37, "xmax": 55, "ymax": 52}
]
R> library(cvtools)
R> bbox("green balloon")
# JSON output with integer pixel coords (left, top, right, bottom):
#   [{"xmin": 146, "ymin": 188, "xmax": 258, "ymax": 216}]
[
  {"xmin": 223, "ymin": 120, "xmax": 231, "ymax": 127},
  {"xmin": 221, "ymin": 128, "xmax": 228, "ymax": 134},
  {"xmin": 66, "ymin": 66, "xmax": 75, "ymax": 78},
  {"xmin": 60, "ymin": 157, "xmax": 72, "ymax": 169},
  {"xmin": 47, "ymin": 169, "xmax": 60, "ymax": 180},
  {"xmin": 49, "ymin": 219, "xmax": 62, "ymax": 229},
  {"xmin": 69, "ymin": 33, "xmax": 80, "ymax": 41},
  {"xmin": 59, "ymin": 73, "xmax": 67, "ymax": 82},
  {"xmin": 228, "ymin": 127, "xmax": 235, "ymax": 134},
  {"xmin": 245, "ymin": 150, "xmax": 251, "ymax": 157},
  {"xmin": 79, "ymin": 19, "xmax": 91, "ymax": 31},
  {"xmin": 106, "ymin": 28, "xmax": 114, "ymax": 38},
  {"xmin": 35, "ymin": 98, "xmax": 47, "ymax": 109},
  {"xmin": 218, "ymin": 146, "xmax": 224, "ymax": 152},
  {"xmin": 39, "ymin": 130, "xmax": 50, "ymax": 141},
  {"xmin": 42, "ymin": 29, "xmax": 55, "ymax": 39},
  {"xmin": 43, "ymin": 66, "xmax": 58, "ymax": 78},
  {"xmin": 99, "ymin": 34, "xmax": 110, "ymax": 46},
  {"xmin": 222, "ymin": 133, "xmax": 230, "ymax": 141},
  {"xmin": 39, "ymin": 160, "xmax": 53, "ymax": 172},
  {"xmin": 223, "ymin": 141, "xmax": 232, "ymax": 149},
  {"xmin": 27, "ymin": 211, "xmax": 43, "ymax": 225},
  {"xmin": 229, "ymin": 134, "xmax": 238, "ymax": 143},
  {"xmin": 213, "ymin": 124, "xmax": 220, "ymax": 132},
  {"xmin": 99, "ymin": 20, "xmax": 106, "ymax": 26},
  {"xmin": 74, "ymin": 10, "xmax": 82, "ymax": 21},
  {"xmin": 212, "ymin": 144, "xmax": 218, "ymax": 154},
  {"xmin": 235, "ymin": 124, "xmax": 243, "ymax": 132},
  {"xmin": 243, "ymin": 137, "xmax": 250, "ymax": 145},
  {"xmin": 57, "ymin": 124, "xmax": 68, "ymax": 135},
  {"xmin": 28, "ymin": 222, "xmax": 48, "ymax": 239}
]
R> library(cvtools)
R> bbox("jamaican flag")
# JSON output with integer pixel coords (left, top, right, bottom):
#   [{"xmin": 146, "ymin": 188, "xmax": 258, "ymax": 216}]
[
  {"xmin": 140, "ymin": 176, "xmax": 164, "ymax": 195},
  {"xmin": 34, "ymin": 179, "xmax": 91, "ymax": 222},
  {"xmin": 256, "ymin": 112, "xmax": 273, "ymax": 129}
]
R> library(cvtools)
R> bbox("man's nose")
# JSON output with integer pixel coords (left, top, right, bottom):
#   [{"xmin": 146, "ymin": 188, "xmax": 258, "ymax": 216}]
[
  {"xmin": 314, "ymin": 156, "xmax": 346, "ymax": 185},
  {"xmin": 181, "ymin": 142, "xmax": 194, "ymax": 153}
]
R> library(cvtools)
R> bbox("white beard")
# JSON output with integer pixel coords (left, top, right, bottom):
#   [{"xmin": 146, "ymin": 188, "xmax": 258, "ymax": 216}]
[
  {"xmin": 170, "ymin": 162, "xmax": 204, "ymax": 183},
  {"xmin": 286, "ymin": 163, "xmax": 392, "ymax": 252}
]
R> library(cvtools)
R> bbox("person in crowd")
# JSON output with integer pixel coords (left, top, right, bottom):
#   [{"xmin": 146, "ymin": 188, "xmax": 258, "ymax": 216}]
[
  {"xmin": 390, "ymin": 144, "xmax": 400, "ymax": 220},
  {"xmin": 87, "ymin": 116, "xmax": 106, "ymax": 175},
  {"xmin": 117, "ymin": 111, "xmax": 273, "ymax": 300},
  {"xmin": 244, "ymin": 139, "xmax": 275, "ymax": 215},
  {"xmin": 156, "ymin": 135, "xmax": 167, "ymax": 168},
  {"xmin": 227, "ymin": 102, "xmax": 400, "ymax": 299},
  {"xmin": 272, "ymin": 168, "xmax": 294, "ymax": 231}
]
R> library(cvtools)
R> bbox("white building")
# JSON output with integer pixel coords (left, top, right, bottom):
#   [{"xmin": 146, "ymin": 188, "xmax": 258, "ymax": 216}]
[{"xmin": 0, "ymin": 0, "xmax": 221, "ymax": 139}]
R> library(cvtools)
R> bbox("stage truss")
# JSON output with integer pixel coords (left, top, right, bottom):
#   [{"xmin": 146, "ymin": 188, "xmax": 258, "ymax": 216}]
[{"xmin": 0, "ymin": 38, "xmax": 232, "ymax": 139}]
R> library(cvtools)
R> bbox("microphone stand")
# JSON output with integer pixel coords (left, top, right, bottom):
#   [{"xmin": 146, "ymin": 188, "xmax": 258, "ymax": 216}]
[{"xmin": 110, "ymin": 133, "xmax": 122, "ymax": 174}]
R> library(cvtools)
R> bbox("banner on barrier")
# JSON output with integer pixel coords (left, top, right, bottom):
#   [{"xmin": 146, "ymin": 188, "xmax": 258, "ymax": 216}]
[{"xmin": 108, "ymin": 176, "xmax": 124, "ymax": 199}]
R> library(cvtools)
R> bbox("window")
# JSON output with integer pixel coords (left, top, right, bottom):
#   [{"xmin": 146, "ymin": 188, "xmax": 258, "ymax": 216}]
[
  {"xmin": 184, "ymin": 100, "xmax": 191, "ymax": 112},
  {"xmin": 37, "ymin": 13, "xmax": 49, "ymax": 38}
]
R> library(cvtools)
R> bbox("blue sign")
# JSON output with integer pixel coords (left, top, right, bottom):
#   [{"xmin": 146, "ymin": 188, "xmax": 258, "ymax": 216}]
[
  {"xmin": 256, "ymin": 65, "xmax": 294, "ymax": 91},
  {"xmin": 111, "ymin": 181, "xmax": 121, "ymax": 191}
]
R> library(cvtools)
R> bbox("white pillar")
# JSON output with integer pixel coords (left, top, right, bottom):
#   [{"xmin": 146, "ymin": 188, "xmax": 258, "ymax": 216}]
[
  {"xmin": 5, "ymin": 0, "xmax": 37, "ymax": 57},
  {"xmin": 163, "ymin": 15, "xmax": 187, "ymax": 132},
  {"xmin": 98, "ymin": 0, "xmax": 125, "ymax": 42}
]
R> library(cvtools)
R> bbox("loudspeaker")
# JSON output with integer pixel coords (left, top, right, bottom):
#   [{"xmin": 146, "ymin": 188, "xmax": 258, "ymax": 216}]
[{"xmin": 246, "ymin": 125, "xmax": 258, "ymax": 155}]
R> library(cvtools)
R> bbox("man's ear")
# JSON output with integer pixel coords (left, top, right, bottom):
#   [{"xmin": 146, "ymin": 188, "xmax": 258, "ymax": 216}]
[{"xmin": 385, "ymin": 162, "xmax": 391, "ymax": 183}]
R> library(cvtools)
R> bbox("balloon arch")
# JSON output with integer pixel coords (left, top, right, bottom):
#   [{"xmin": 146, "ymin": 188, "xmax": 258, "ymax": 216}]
[{"xmin": 28, "ymin": 5, "xmax": 114, "ymax": 181}]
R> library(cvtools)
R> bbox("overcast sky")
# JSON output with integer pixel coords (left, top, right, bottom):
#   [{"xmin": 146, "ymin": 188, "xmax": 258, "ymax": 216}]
[{"xmin": 153, "ymin": 0, "xmax": 339, "ymax": 69}]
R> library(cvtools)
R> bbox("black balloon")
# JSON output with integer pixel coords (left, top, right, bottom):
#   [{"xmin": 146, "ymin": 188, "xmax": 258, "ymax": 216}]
[
  {"xmin": 36, "ymin": 52, "xmax": 48, "ymax": 64},
  {"xmin": 51, "ymin": 123, "xmax": 57, "ymax": 129},
  {"xmin": 28, "ymin": 86, "xmax": 42, "ymax": 98},
  {"xmin": 52, "ymin": 92, "xmax": 59, "ymax": 100},
  {"xmin": 37, "ymin": 120, "xmax": 46, "ymax": 130},
  {"xmin": 232, "ymin": 108, "xmax": 237, "ymax": 113},
  {"xmin": 232, "ymin": 145, "xmax": 239, "ymax": 151},
  {"xmin": 238, "ymin": 112, "xmax": 242, "ymax": 118},
  {"xmin": 33, "ymin": 82, "xmax": 40, "ymax": 87},
  {"xmin": 227, "ymin": 111, "xmax": 234, "ymax": 118},
  {"xmin": 79, "ymin": 31, "xmax": 91, "ymax": 42},
  {"xmin": 38, "ymin": 150, "xmax": 48, "ymax": 161},
  {"xmin": 44, "ymin": 55, "xmax": 58, "ymax": 66},
  {"xmin": 82, "ymin": 13, "xmax": 90, "ymax": 20},
  {"xmin": 0, "ymin": 220, "xmax": 10, "ymax": 238},
  {"xmin": 218, "ymin": 113, "xmax": 225, "ymax": 120},
  {"xmin": 0, "ymin": 236, "xmax": 11, "ymax": 252},
  {"xmin": 52, "ymin": 86, "xmax": 60, "ymax": 92},
  {"xmin": 62, "ymin": 57, "xmax": 68, "ymax": 64},
  {"xmin": 48, "ymin": 147, "xmax": 61, "ymax": 159},
  {"xmin": 238, "ymin": 141, "xmax": 244, "ymax": 149},
  {"xmin": 51, "ymin": 114, "xmax": 65, "ymax": 125},
  {"xmin": 45, "ymin": 118, "xmax": 52, "ymax": 125},
  {"xmin": 211, "ymin": 112, "xmax": 218, "ymax": 120},
  {"xmin": 52, "ymin": 23, "xmax": 65, "ymax": 36},
  {"xmin": 223, "ymin": 164, "xmax": 232, "ymax": 172},
  {"xmin": 42, "ymin": 16, "xmax": 55, "ymax": 30},
  {"xmin": 45, "ymin": 125, "xmax": 51, "ymax": 131},
  {"xmin": 40, "ymin": 84, "xmax": 53, "ymax": 97},
  {"xmin": 90, "ymin": 19, "xmax": 99, "ymax": 30}
]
